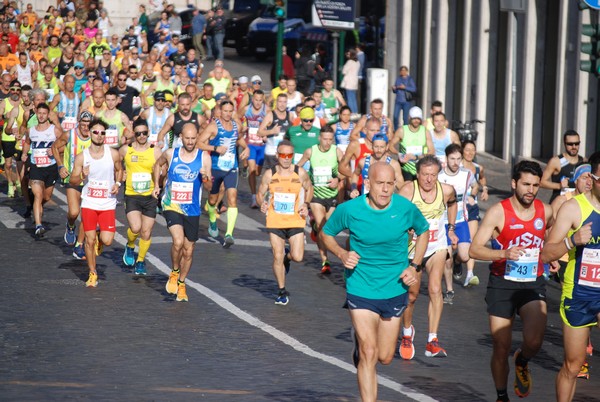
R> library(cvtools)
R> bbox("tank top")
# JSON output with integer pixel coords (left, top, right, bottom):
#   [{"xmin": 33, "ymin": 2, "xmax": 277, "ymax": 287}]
[
  {"xmin": 200, "ymin": 97, "xmax": 216, "ymax": 111},
  {"xmin": 355, "ymin": 141, "xmax": 373, "ymax": 190},
  {"xmin": 58, "ymin": 92, "xmax": 80, "ymax": 132},
  {"xmin": 360, "ymin": 154, "xmax": 392, "ymax": 193},
  {"xmin": 438, "ymin": 167, "xmax": 473, "ymax": 223},
  {"xmin": 142, "ymin": 76, "xmax": 156, "ymax": 106},
  {"xmin": 400, "ymin": 125, "xmax": 427, "ymax": 175},
  {"xmin": 490, "ymin": 198, "xmax": 546, "ymax": 280},
  {"xmin": 563, "ymin": 194, "xmax": 600, "ymax": 301},
  {"xmin": 96, "ymin": 110, "xmax": 125, "ymax": 148},
  {"xmin": 321, "ymin": 89, "xmax": 338, "ymax": 123},
  {"xmin": 334, "ymin": 121, "xmax": 354, "ymax": 153},
  {"xmin": 57, "ymin": 55, "xmax": 73, "ymax": 78},
  {"xmin": 162, "ymin": 147, "xmax": 204, "ymax": 216},
  {"xmin": 81, "ymin": 145, "xmax": 117, "ymax": 211},
  {"xmin": 286, "ymin": 91, "xmax": 303, "ymax": 112},
  {"xmin": 170, "ymin": 111, "xmax": 200, "ymax": 148},
  {"xmin": 98, "ymin": 60, "xmax": 112, "ymax": 84},
  {"xmin": 124, "ymin": 145, "xmax": 156, "ymax": 196},
  {"xmin": 310, "ymin": 144, "xmax": 338, "ymax": 199},
  {"xmin": 146, "ymin": 106, "xmax": 170, "ymax": 146},
  {"xmin": 431, "ymin": 129, "xmax": 452, "ymax": 164},
  {"xmin": 16, "ymin": 64, "xmax": 32, "ymax": 87},
  {"xmin": 10, "ymin": 105, "xmax": 25, "ymax": 150},
  {"xmin": 1, "ymin": 98, "xmax": 18, "ymax": 141},
  {"xmin": 550, "ymin": 153, "xmax": 584, "ymax": 203},
  {"xmin": 234, "ymin": 88, "xmax": 244, "ymax": 109},
  {"xmin": 409, "ymin": 181, "xmax": 447, "ymax": 258},
  {"xmin": 265, "ymin": 110, "xmax": 289, "ymax": 156},
  {"xmin": 210, "ymin": 119, "xmax": 239, "ymax": 171},
  {"xmin": 156, "ymin": 77, "xmax": 175, "ymax": 94},
  {"xmin": 266, "ymin": 165, "xmax": 306, "ymax": 229},
  {"xmin": 63, "ymin": 129, "xmax": 91, "ymax": 179},
  {"xmin": 244, "ymin": 104, "xmax": 266, "ymax": 146},
  {"xmin": 29, "ymin": 124, "xmax": 57, "ymax": 167}
]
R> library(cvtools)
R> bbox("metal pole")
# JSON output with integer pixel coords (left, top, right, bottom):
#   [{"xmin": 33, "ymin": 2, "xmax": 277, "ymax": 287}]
[
  {"xmin": 338, "ymin": 30, "xmax": 346, "ymax": 88},
  {"xmin": 275, "ymin": 17, "xmax": 284, "ymax": 79},
  {"xmin": 510, "ymin": 12, "xmax": 517, "ymax": 170},
  {"xmin": 332, "ymin": 31, "xmax": 339, "ymax": 87}
]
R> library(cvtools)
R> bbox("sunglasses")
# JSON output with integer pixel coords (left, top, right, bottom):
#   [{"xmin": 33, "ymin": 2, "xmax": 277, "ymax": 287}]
[
  {"xmin": 591, "ymin": 173, "xmax": 600, "ymax": 182},
  {"xmin": 88, "ymin": 75, "xmax": 97, "ymax": 79},
  {"xmin": 278, "ymin": 152, "xmax": 294, "ymax": 159},
  {"xmin": 10, "ymin": 87, "xmax": 21, "ymax": 91},
  {"xmin": 252, "ymin": 81, "xmax": 261, "ymax": 85},
  {"xmin": 565, "ymin": 142, "xmax": 580, "ymax": 146},
  {"xmin": 118, "ymin": 78, "xmax": 127, "ymax": 81},
  {"xmin": 134, "ymin": 130, "xmax": 149, "ymax": 137},
  {"xmin": 91, "ymin": 130, "xmax": 106, "ymax": 135},
  {"xmin": 301, "ymin": 119, "xmax": 312, "ymax": 123},
  {"xmin": 232, "ymin": 82, "xmax": 239, "ymax": 86},
  {"xmin": 74, "ymin": 66, "xmax": 83, "ymax": 69}
]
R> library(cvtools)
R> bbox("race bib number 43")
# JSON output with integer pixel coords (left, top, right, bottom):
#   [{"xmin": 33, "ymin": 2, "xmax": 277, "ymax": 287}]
[{"xmin": 505, "ymin": 248, "xmax": 539, "ymax": 282}]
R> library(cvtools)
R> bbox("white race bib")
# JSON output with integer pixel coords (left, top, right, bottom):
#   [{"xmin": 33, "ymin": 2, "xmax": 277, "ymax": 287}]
[
  {"xmin": 505, "ymin": 248, "xmax": 539, "ymax": 282},
  {"xmin": 131, "ymin": 172, "xmax": 152, "ymax": 193},
  {"xmin": 171, "ymin": 181, "xmax": 193, "ymax": 204},
  {"xmin": 87, "ymin": 179, "xmax": 110, "ymax": 199},
  {"xmin": 406, "ymin": 145, "xmax": 422, "ymax": 156},
  {"xmin": 313, "ymin": 166, "xmax": 332, "ymax": 186},
  {"xmin": 579, "ymin": 248, "xmax": 600, "ymax": 288},
  {"xmin": 61, "ymin": 116, "xmax": 77, "ymax": 131},
  {"xmin": 32, "ymin": 148, "xmax": 52, "ymax": 167},
  {"xmin": 273, "ymin": 192, "xmax": 295, "ymax": 215},
  {"xmin": 104, "ymin": 128, "xmax": 119, "ymax": 146}
]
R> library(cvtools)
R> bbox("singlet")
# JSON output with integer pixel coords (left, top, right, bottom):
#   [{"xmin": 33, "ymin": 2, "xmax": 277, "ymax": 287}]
[
  {"xmin": 37, "ymin": 76, "xmax": 60, "ymax": 101},
  {"xmin": 563, "ymin": 194, "xmax": 600, "ymax": 301},
  {"xmin": 266, "ymin": 165, "xmax": 306, "ymax": 229},
  {"xmin": 156, "ymin": 77, "xmax": 176, "ymax": 94},
  {"xmin": 200, "ymin": 97, "xmax": 216, "ymax": 111},
  {"xmin": 162, "ymin": 147, "xmax": 204, "ymax": 216},
  {"xmin": 47, "ymin": 46, "xmax": 62, "ymax": 63},
  {"xmin": 321, "ymin": 89, "xmax": 338, "ymax": 123},
  {"xmin": 409, "ymin": 181, "xmax": 447, "ymax": 258},
  {"xmin": 124, "ymin": 145, "xmax": 156, "ymax": 196},
  {"xmin": 29, "ymin": 124, "xmax": 57, "ymax": 167},
  {"xmin": 399, "ymin": 125, "xmax": 427, "ymax": 175},
  {"xmin": 98, "ymin": 60, "xmax": 112, "ymax": 84},
  {"xmin": 490, "ymin": 198, "xmax": 546, "ymax": 281},
  {"xmin": 15, "ymin": 64, "xmax": 32, "ymax": 87},
  {"xmin": 142, "ymin": 76, "xmax": 156, "ymax": 106},
  {"xmin": 550, "ymin": 153, "xmax": 585, "ymax": 203},
  {"xmin": 431, "ymin": 129, "xmax": 452, "ymax": 164},
  {"xmin": 438, "ymin": 167, "xmax": 473, "ymax": 223},
  {"xmin": 57, "ymin": 92, "xmax": 80, "ymax": 132},
  {"xmin": 365, "ymin": 113, "xmax": 389, "ymax": 136},
  {"xmin": 286, "ymin": 91, "xmax": 303, "ymax": 113},
  {"xmin": 146, "ymin": 107, "xmax": 170, "ymax": 146},
  {"xmin": 334, "ymin": 121, "xmax": 354, "ymax": 153},
  {"xmin": 265, "ymin": 110, "xmax": 289, "ymax": 156},
  {"xmin": 210, "ymin": 119, "xmax": 239, "ymax": 172},
  {"xmin": 9, "ymin": 105, "xmax": 24, "ymax": 150},
  {"xmin": 1, "ymin": 99, "xmax": 19, "ymax": 141},
  {"xmin": 170, "ymin": 111, "xmax": 200, "ymax": 148},
  {"xmin": 57, "ymin": 55, "xmax": 73, "ymax": 78},
  {"xmin": 360, "ymin": 154, "xmax": 391, "ymax": 193},
  {"xmin": 96, "ymin": 110, "xmax": 125, "ymax": 148},
  {"xmin": 81, "ymin": 145, "xmax": 116, "ymax": 211},
  {"xmin": 355, "ymin": 141, "xmax": 373, "ymax": 189},
  {"xmin": 310, "ymin": 144, "xmax": 338, "ymax": 199},
  {"xmin": 287, "ymin": 125, "xmax": 320, "ymax": 165},
  {"xmin": 63, "ymin": 129, "xmax": 91, "ymax": 180},
  {"xmin": 233, "ymin": 88, "xmax": 245, "ymax": 109},
  {"xmin": 244, "ymin": 104, "xmax": 266, "ymax": 146}
]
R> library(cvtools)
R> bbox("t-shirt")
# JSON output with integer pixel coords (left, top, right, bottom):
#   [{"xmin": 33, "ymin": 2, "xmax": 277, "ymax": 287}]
[
  {"xmin": 111, "ymin": 85, "xmax": 140, "ymax": 120},
  {"xmin": 323, "ymin": 194, "xmax": 429, "ymax": 299}
]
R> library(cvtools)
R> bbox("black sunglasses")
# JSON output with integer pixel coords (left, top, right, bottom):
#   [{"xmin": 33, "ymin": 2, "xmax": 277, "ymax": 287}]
[{"xmin": 134, "ymin": 131, "xmax": 149, "ymax": 137}]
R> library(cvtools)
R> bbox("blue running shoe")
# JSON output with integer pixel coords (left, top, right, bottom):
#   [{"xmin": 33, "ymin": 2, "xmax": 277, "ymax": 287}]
[
  {"xmin": 73, "ymin": 243, "xmax": 86, "ymax": 260},
  {"xmin": 35, "ymin": 224, "xmax": 46, "ymax": 238},
  {"xmin": 64, "ymin": 222, "xmax": 76, "ymax": 245},
  {"xmin": 123, "ymin": 246, "xmax": 135, "ymax": 267},
  {"xmin": 134, "ymin": 261, "xmax": 147, "ymax": 276},
  {"xmin": 208, "ymin": 221, "xmax": 219, "ymax": 238},
  {"xmin": 275, "ymin": 289, "xmax": 289, "ymax": 306}
]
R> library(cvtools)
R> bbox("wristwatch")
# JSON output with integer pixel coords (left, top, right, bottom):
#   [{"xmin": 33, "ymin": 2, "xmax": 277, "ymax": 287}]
[{"xmin": 409, "ymin": 262, "xmax": 422, "ymax": 272}]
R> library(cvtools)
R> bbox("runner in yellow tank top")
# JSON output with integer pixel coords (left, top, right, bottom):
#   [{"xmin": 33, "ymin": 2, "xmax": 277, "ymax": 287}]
[
  {"xmin": 257, "ymin": 139, "xmax": 313, "ymax": 306},
  {"xmin": 119, "ymin": 118, "xmax": 162, "ymax": 275}
]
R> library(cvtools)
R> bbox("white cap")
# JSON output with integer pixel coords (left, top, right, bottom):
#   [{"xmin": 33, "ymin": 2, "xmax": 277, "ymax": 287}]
[
  {"xmin": 250, "ymin": 75, "xmax": 262, "ymax": 83},
  {"xmin": 409, "ymin": 106, "xmax": 423, "ymax": 120},
  {"xmin": 238, "ymin": 76, "xmax": 248, "ymax": 84}
]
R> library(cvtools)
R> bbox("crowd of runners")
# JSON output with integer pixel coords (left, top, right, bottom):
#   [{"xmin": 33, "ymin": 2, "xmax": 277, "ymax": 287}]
[{"xmin": 0, "ymin": 3, "xmax": 597, "ymax": 402}]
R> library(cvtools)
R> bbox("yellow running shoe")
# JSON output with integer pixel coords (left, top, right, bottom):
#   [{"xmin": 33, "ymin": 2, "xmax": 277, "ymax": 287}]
[
  {"xmin": 165, "ymin": 270, "xmax": 179, "ymax": 294},
  {"xmin": 577, "ymin": 362, "xmax": 590, "ymax": 380},
  {"xmin": 176, "ymin": 282, "xmax": 188, "ymax": 302},
  {"xmin": 86, "ymin": 271, "xmax": 98, "ymax": 287},
  {"xmin": 514, "ymin": 349, "xmax": 531, "ymax": 397}
]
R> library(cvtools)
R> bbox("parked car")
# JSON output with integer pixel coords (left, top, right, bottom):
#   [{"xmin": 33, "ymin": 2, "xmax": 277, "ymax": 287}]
[
  {"xmin": 247, "ymin": 17, "xmax": 306, "ymax": 59},
  {"xmin": 223, "ymin": 0, "xmax": 265, "ymax": 56}
]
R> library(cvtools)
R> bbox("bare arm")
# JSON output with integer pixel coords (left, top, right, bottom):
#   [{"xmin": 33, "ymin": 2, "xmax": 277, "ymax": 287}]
[
  {"xmin": 256, "ymin": 168, "xmax": 272, "ymax": 211},
  {"xmin": 69, "ymin": 152, "xmax": 85, "ymax": 187},
  {"xmin": 541, "ymin": 198, "xmax": 586, "ymax": 263},
  {"xmin": 540, "ymin": 156, "xmax": 563, "ymax": 190},
  {"xmin": 296, "ymin": 147, "xmax": 312, "ymax": 169},
  {"xmin": 338, "ymin": 141, "xmax": 359, "ymax": 178},
  {"xmin": 156, "ymin": 113, "xmax": 175, "ymax": 144},
  {"xmin": 152, "ymin": 148, "xmax": 172, "ymax": 198}
]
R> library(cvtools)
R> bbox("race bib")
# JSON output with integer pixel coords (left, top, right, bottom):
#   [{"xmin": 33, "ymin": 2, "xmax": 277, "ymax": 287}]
[
  {"xmin": 148, "ymin": 132, "xmax": 158, "ymax": 146},
  {"xmin": 32, "ymin": 148, "xmax": 52, "ymax": 167},
  {"xmin": 406, "ymin": 145, "xmax": 422, "ymax": 156},
  {"xmin": 273, "ymin": 192, "xmax": 295, "ymax": 215},
  {"xmin": 131, "ymin": 172, "xmax": 152, "ymax": 193},
  {"xmin": 87, "ymin": 179, "xmax": 110, "ymax": 199},
  {"xmin": 579, "ymin": 248, "xmax": 600, "ymax": 288},
  {"xmin": 427, "ymin": 218, "xmax": 440, "ymax": 243},
  {"xmin": 171, "ymin": 181, "xmax": 193, "ymax": 204},
  {"xmin": 132, "ymin": 96, "xmax": 141, "ymax": 108},
  {"xmin": 313, "ymin": 166, "xmax": 332, "ymax": 186},
  {"xmin": 104, "ymin": 128, "xmax": 119, "ymax": 146},
  {"xmin": 217, "ymin": 152, "xmax": 235, "ymax": 171},
  {"xmin": 61, "ymin": 116, "xmax": 77, "ymax": 131},
  {"xmin": 44, "ymin": 88, "xmax": 55, "ymax": 99},
  {"xmin": 505, "ymin": 248, "xmax": 539, "ymax": 282}
]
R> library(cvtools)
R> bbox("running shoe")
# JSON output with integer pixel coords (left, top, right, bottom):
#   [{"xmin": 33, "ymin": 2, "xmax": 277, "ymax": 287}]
[
  {"xmin": 241, "ymin": 166, "xmax": 249, "ymax": 178},
  {"xmin": 176, "ymin": 282, "xmax": 188, "ymax": 302},
  {"xmin": 64, "ymin": 222, "xmax": 77, "ymax": 245},
  {"xmin": 223, "ymin": 235, "xmax": 235, "ymax": 249},
  {"xmin": 513, "ymin": 349, "xmax": 532, "ymax": 397},
  {"xmin": 86, "ymin": 271, "xmax": 98, "ymax": 288},
  {"xmin": 283, "ymin": 247, "xmax": 291, "ymax": 275},
  {"xmin": 73, "ymin": 243, "xmax": 86, "ymax": 260},
  {"xmin": 321, "ymin": 260, "xmax": 331, "ymax": 275},
  {"xmin": 425, "ymin": 338, "xmax": 447, "ymax": 357},
  {"xmin": 250, "ymin": 200, "xmax": 259, "ymax": 209},
  {"xmin": 577, "ymin": 362, "xmax": 590, "ymax": 380},
  {"xmin": 123, "ymin": 246, "xmax": 135, "ymax": 267},
  {"xmin": 463, "ymin": 274, "xmax": 480, "ymax": 288},
  {"xmin": 94, "ymin": 232, "xmax": 103, "ymax": 256},
  {"xmin": 453, "ymin": 260, "xmax": 463, "ymax": 280},
  {"xmin": 134, "ymin": 261, "xmax": 147, "ymax": 276},
  {"xmin": 275, "ymin": 289, "xmax": 289, "ymax": 306},
  {"xmin": 399, "ymin": 325, "xmax": 416, "ymax": 360},
  {"xmin": 165, "ymin": 270, "xmax": 179, "ymax": 294},
  {"xmin": 208, "ymin": 221, "xmax": 219, "ymax": 238},
  {"xmin": 587, "ymin": 339, "xmax": 593, "ymax": 356},
  {"xmin": 443, "ymin": 290, "xmax": 455, "ymax": 305},
  {"xmin": 35, "ymin": 224, "xmax": 46, "ymax": 238},
  {"xmin": 351, "ymin": 327, "xmax": 360, "ymax": 368},
  {"xmin": 7, "ymin": 183, "xmax": 14, "ymax": 198},
  {"xmin": 15, "ymin": 180, "xmax": 21, "ymax": 196}
]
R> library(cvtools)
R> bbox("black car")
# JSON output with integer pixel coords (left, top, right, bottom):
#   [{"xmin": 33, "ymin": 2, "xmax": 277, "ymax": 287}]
[
  {"xmin": 147, "ymin": 8, "xmax": 198, "ymax": 50},
  {"xmin": 223, "ymin": 0, "xmax": 265, "ymax": 56}
]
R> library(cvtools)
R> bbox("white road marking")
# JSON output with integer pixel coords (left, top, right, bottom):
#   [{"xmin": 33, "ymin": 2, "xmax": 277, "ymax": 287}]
[{"xmin": 47, "ymin": 189, "xmax": 437, "ymax": 401}]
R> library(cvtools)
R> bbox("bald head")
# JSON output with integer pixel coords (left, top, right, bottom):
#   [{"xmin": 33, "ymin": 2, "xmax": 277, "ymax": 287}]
[{"xmin": 369, "ymin": 161, "xmax": 395, "ymax": 181}]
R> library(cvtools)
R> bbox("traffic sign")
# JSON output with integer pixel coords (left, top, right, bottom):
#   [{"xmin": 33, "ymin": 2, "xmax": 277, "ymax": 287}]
[
  {"xmin": 311, "ymin": 0, "xmax": 356, "ymax": 30},
  {"xmin": 583, "ymin": 0, "xmax": 600, "ymax": 10}
]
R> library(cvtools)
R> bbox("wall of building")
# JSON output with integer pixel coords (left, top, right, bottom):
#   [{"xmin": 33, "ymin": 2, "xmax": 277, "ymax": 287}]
[{"xmin": 385, "ymin": 0, "xmax": 599, "ymax": 162}]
